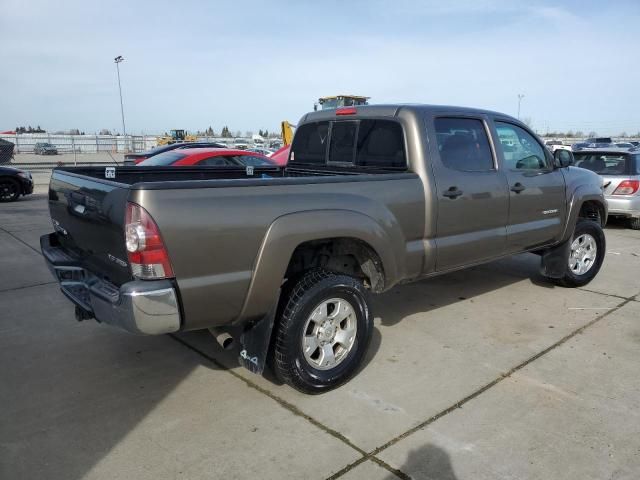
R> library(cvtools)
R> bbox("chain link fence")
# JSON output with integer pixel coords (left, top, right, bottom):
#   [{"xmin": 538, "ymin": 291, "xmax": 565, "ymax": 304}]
[{"xmin": 0, "ymin": 133, "xmax": 157, "ymax": 154}]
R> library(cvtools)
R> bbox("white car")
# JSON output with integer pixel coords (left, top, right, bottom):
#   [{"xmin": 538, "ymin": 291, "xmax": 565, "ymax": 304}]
[{"xmin": 545, "ymin": 140, "xmax": 572, "ymax": 153}]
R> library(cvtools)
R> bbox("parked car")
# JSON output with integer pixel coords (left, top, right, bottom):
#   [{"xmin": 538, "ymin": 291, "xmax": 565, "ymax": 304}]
[
  {"xmin": 585, "ymin": 137, "xmax": 613, "ymax": 144},
  {"xmin": 544, "ymin": 140, "xmax": 571, "ymax": 153},
  {"xmin": 629, "ymin": 141, "xmax": 640, "ymax": 148},
  {"xmin": 269, "ymin": 144, "xmax": 290, "ymax": 165},
  {"xmin": 34, "ymin": 142, "xmax": 58, "ymax": 155},
  {"xmin": 123, "ymin": 141, "xmax": 227, "ymax": 165},
  {"xmin": 0, "ymin": 166, "xmax": 34, "ymax": 202},
  {"xmin": 571, "ymin": 142, "xmax": 590, "ymax": 151},
  {"xmin": 573, "ymin": 149, "xmax": 640, "ymax": 229},
  {"xmin": 247, "ymin": 147, "xmax": 275, "ymax": 157},
  {"xmin": 41, "ymin": 104, "xmax": 606, "ymax": 394},
  {"xmin": 137, "ymin": 148, "xmax": 274, "ymax": 167},
  {"xmin": 615, "ymin": 142, "xmax": 636, "ymax": 150}
]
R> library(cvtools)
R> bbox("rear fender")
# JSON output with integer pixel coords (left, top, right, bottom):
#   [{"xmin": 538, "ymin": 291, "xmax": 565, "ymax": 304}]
[{"xmin": 237, "ymin": 209, "xmax": 402, "ymax": 325}]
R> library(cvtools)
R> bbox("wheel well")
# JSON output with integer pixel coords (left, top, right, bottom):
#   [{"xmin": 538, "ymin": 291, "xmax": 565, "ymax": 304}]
[
  {"xmin": 284, "ymin": 238, "xmax": 385, "ymax": 292},
  {"xmin": 579, "ymin": 200, "xmax": 605, "ymax": 226},
  {"xmin": 0, "ymin": 176, "xmax": 22, "ymax": 191}
]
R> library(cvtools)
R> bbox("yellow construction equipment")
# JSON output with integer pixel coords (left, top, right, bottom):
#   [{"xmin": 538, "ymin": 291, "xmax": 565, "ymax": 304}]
[
  {"xmin": 157, "ymin": 129, "xmax": 197, "ymax": 146},
  {"xmin": 280, "ymin": 95, "xmax": 370, "ymax": 146}
]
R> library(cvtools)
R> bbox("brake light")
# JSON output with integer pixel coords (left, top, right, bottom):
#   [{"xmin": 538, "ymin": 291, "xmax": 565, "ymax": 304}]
[
  {"xmin": 134, "ymin": 157, "xmax": 147, "ymax": 164},
  {"xmin": 612, "ymin": 180, "xmax": 639, "ymax": 195},
  {"xmin": 125, "ymin": 202, "xmax": 174, "ymax": 279},
  {"xmin": 336, "ymin": 107, "xmax": 357, "ymax": 115}
]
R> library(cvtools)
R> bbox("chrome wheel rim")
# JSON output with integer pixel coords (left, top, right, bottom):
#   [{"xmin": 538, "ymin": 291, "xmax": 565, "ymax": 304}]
[
  {"xmin": 301, "ymin": 298, "xmax": 357, "ymax": 370},
  {"xmin": 569, "ymin": 233, "xmax": 597, "ymax": 276}
]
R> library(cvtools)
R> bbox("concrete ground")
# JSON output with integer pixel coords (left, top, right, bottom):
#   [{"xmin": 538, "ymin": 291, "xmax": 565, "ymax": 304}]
[{"xmin": 1, "ymin": 194, "xmax": 639, "ymax": 480}]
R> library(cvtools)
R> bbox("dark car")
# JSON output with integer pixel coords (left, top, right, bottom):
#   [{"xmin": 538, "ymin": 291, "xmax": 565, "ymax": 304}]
[
  {"xmin": 34, "ymin": 142, "xmax": 58, "ymax": 155},
  {"xmin": 124, "ymin": 142, "xmax": 227, "ymax": 165},
  {"xmin": 585, "ymin": 137, "xmax": 613, "ymax": 144},
  {"xmin": 0, "ymin": 166, "xmax": 34, "ymax": 202}
]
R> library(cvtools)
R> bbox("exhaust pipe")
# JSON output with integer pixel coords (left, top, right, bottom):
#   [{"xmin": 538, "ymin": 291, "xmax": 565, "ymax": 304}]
[{"xmin": 208, "ymin": 328, "xmax": 234, "ymax": 350}]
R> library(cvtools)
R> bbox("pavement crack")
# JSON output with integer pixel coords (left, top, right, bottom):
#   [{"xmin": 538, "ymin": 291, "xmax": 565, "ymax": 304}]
[
  {"xmin": 0, "ymin": 226, "xmax": 42, "ymax": 256},
  {"xmin": 168, "ymin": 334, "xmax": 369, "ymax": 459},
  {"xmin": 328, "ymin": 295, "xmax": 634, "ymax": 478},
  {"xmin": 172, "ymin": 294, "xmax": 634, "ymax": 480},
  {"xmin": 0, "ymin": 281, "xmax": 57, "ymax": 294}
]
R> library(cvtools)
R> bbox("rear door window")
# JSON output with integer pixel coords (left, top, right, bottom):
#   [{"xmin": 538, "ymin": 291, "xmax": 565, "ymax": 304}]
[{"xmin": 434, "ymin": 117, "xmax": 494, "ymax": 171}]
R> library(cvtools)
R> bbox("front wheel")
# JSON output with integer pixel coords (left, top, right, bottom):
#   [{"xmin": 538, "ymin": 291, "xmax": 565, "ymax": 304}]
[
  {"xmin": 273, "ymin": 269, "xmax": 373, "ymax": 394},
  {"xmin": 0, "ymin": 178, "xmax": 21, "ymax": 202},
  {"xmin": 556, "ymin": 220, "xmax": 605, "ymax": 287}
]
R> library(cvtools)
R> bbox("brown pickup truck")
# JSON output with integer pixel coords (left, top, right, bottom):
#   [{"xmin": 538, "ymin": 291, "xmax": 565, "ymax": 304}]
[{"xmin": 41, "ymin": 104, "xmax": 606, "ymax": 393}]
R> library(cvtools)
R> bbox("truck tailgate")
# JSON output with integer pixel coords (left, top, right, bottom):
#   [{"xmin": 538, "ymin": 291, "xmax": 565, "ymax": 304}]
[{"xmin": 47, "ymin": 170, "xmax": 133, "ymax": 286}]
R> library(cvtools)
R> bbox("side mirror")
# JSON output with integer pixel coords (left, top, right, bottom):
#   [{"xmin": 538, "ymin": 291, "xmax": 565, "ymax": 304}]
[{"xmin": 554, "ymin": 149, "xmax": 573, "ymax": 168}]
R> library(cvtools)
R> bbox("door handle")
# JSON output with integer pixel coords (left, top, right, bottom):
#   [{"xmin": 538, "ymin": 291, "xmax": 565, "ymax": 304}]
[
  {"xmin": 511, "ymin": 183, "xmax": 526, "ymax": 193},
  {"xmin": 443, "ymin": 186, "xmax": 463, "ymax": 199}
]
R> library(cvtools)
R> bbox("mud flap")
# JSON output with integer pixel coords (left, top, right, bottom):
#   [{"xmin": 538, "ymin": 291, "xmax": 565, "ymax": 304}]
[
  {"xmin": 237, "ymin": 305, "xmax": 276, "ymax": 374},
  {"xmin": 540, "ymin": 238, "xmax": 571, "ymax": 279}
]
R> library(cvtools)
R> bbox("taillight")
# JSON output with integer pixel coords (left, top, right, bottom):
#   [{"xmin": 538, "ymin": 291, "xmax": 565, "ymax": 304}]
[
  {"xmin": 134, "ymin": 157, "xmax": 147, "ymax": 164},
  {"xmin": 612, "ymin": 180, "xmax": 639, "ymax": 195},
  {"xmin": 336, "ymin": 107, "xmax": 357, "ymax": 115},
  {"xmin": 125, "ymin": 202, "xmax": 174, "ymax": 279}
]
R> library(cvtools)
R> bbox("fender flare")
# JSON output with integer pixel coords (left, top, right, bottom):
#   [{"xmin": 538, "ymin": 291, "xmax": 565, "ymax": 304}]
[
  {"xmin": 236, "ymin": 209, "xmax": 403, "ymax": 324},
  {"xmin": 560, "ymin": 185, "xmax": 607, "ymax": 243}
]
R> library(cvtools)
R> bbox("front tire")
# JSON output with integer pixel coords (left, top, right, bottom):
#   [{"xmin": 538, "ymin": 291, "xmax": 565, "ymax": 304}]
[
  {"xmin": 273, "ymin": 269, "xmax": 373, "ymax": 394},
  {"xmin": 556, "ymin": 220, "xmax": 605, "ymax": 287},
  {"xmin": 0, "ymin": 178, "xmax": 21, "ymax": 202}
]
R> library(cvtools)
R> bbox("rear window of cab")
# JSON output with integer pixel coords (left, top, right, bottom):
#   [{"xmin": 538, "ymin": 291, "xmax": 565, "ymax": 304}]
[{"xmin": 290, "ymin": 119, "xmax": 406, "ymax": 169}]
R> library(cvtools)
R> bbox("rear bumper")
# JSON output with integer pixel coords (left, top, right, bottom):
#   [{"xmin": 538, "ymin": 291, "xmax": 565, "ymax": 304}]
[
  {"xmin": 606, "ymin": 195, "xmax": 640, "ymax": 218},
  {"xmin": 40, "ymin": 233, "xmax": 181, "ymax": 335}
]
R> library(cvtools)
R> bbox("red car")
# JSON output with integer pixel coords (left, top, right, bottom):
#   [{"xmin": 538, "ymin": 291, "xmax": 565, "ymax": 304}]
[
  {"xmin": 137, "ymin": 148, "xmax": 279, "ymax": 167},
  {"xmin": 269, "ymin": 145, "xmax": 290, "ymax": 165}
]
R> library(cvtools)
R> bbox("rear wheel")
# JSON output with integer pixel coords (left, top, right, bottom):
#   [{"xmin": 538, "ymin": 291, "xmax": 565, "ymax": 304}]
[
  {"xmin": 273, "ymin": 269, "xmax": 373, "ymax": 394},
  {"xmin": 629, "ymin": 217, "xmax": 640, "ymax": 230},
  {"xmin": 556, "ymin": 220, "xmax": 605, "ymax": 287},
  {"xmin": 0, "ymin": 178, "xmax": 21, "ymax": 202}
]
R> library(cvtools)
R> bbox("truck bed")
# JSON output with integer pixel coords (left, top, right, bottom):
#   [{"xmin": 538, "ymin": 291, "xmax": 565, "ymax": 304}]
[{"xmin": 47, "ymin": 164, "xmax": 424, "ymax": 330}]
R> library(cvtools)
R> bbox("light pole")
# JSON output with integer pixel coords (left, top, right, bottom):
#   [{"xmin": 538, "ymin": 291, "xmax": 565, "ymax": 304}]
[
  {"xmin": 114, "ymin": 56, "xmax": 126, "ymax": 143},
  {"xmin": 517, "ymin": 94, "xmax": 525, "ymax": 120}
]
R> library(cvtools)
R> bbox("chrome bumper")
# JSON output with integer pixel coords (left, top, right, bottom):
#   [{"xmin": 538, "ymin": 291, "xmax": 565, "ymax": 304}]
[{"xmin": 41, "ymin": 234, "xmax": 181, "ymax": 335}]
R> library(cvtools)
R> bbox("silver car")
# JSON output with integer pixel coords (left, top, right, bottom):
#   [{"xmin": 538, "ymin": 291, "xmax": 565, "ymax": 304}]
[{"xmin": 573, "ymin": 149, "xmax": 640, "ymax": 229}]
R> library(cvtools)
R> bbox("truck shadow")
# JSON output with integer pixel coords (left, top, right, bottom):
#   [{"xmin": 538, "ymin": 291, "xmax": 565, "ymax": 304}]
[{"xmin": 374, "ymin": 253, "xmax": 554, "ymax": 327}]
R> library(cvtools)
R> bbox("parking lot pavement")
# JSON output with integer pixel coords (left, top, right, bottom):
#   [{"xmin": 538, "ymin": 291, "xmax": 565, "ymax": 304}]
[{"xmin": 1, "ymin": 197, "xmax": 639, "ymax": 480}]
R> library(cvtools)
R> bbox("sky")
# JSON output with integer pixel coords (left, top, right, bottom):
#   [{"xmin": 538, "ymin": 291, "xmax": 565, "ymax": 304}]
[{"xmin": 1, "ymin": 0, "xmax": 639, "ymax": 136}]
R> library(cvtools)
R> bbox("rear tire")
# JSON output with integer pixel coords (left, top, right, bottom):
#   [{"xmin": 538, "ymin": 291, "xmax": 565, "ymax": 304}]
[
  {"xmin": 0, "ymin": 178, "xmax": 21, "ymax": 202},
  {"xmin": 629, "ymin": 217, "xmax": 640, "ymax": 230},
  {"xmin": 556, "ymin": 220, "xmax": 605, "ymax": 287},
  {"xmin": 273, "ymin": 269, "xmax": 373, "ymax": 394}
]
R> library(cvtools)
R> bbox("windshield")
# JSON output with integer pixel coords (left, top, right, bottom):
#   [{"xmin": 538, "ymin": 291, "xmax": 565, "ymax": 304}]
[
  {"xmin": 138, "ymin": 151, "xmax": 187, "ymax": 166},
  {"xmin": 573, "ymin": 153, "xmax": 630, "ymax": 175}
]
